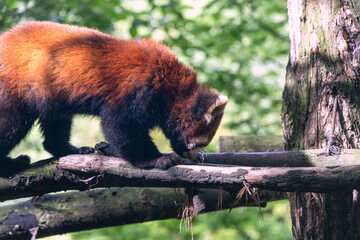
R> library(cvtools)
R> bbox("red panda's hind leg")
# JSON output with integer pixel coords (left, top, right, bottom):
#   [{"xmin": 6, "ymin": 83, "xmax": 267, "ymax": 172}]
[
  {"xmin": 0, "ymin": 106, "xmax": 35, "ymax": 174},
  {"xmin": 40, "ymin": 117, "xmax": 94, "ymax": 157}
]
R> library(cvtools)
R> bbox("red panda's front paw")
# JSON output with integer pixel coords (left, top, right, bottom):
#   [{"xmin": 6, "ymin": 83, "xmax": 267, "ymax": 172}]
[
  {"xmin": 153, "ymin": 153, "xmax": 183, "ymax": 169},
  {"xmin": 135, "ymin": 153, "xmax": 183, "ymax": 169}
]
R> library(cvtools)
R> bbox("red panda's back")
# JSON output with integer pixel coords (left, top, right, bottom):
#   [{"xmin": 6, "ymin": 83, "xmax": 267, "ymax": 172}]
[
  {"xmin": 0, "ymin": 21, "xmax": 198, "ymax": 109},
  {"xmin": 0, "ymin": 21, "xmax": 118, "ymax": 103}
]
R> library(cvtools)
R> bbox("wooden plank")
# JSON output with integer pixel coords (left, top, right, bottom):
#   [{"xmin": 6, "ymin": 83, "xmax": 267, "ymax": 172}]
[
  {"xmin": 219, "ymin": 136, "xmax": 284, "ymax": 153},
  {"xmin": 202, "ymin": 149, "xmax": 360, "ymax": 167}
]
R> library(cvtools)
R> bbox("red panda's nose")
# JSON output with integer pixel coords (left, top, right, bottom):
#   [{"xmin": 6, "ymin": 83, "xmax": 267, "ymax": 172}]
[{"xmin": 181, "ymin": 147, "xmax": 205, "ymax": 161}]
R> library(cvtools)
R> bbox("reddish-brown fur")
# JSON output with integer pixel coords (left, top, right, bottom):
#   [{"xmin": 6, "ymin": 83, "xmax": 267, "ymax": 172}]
[
  {"xmin": 0, "ymin": 21, "xmax": 226, "ymax": 170},
  {"xmin": 0, "ymin": 22, "xmax": 198, "ymax": 106}
]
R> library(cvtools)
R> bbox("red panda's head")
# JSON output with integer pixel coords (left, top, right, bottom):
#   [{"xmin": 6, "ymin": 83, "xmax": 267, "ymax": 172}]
[{"xmin": 165, "ymin": 89, "xmax": 228, "ymax": 161}]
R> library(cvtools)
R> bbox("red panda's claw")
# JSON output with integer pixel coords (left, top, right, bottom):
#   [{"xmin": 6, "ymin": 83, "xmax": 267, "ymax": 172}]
[{"xmin": 78, "ymin": 147, "xmax": 95, "ymax": 154}]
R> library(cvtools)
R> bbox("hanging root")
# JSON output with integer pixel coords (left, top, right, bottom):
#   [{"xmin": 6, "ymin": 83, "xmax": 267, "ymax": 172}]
[
  {"xmin": 230, "ymin": 186, "xmax": 247, "ymax": 213},
  {"xmin": 180, "ymin": 187, "xmax": 205, "ymax": 240},
  {"xmin": 230, "ymin": 180, "xmax": 262, "ymax": 217},
  {"xmin": 180, "ymin": 188, "xmax": 195, "ymax": 240}
]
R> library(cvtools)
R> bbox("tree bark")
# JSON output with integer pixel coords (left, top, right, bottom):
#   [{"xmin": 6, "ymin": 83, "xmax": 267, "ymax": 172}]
[
  {"xmin": 282, "ymin": 0, "xmax": 360, "ymax": 239},
  {"xmin": 0, "ymin": 154, "xmax": 292, "ymax": 202},
  {"xmin": 0, "ymin": 187, "xmax": 282, "ymax": 239},
  {"xmin": 2, "ymin": 152, "xmax": 360, "ymax": 202}
]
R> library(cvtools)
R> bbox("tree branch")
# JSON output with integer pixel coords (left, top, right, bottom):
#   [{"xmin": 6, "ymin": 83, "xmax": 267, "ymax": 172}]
[
  {"xmin": 0, "ymin": 187, "xmax": 285, "ymax": 239},
  {"xmin": 0, "ymin": 149, "xmax": 359, "ymax": 203},
  {"xmin": 59, "ymin": 154, "xmax": 360, "ymax": 193},
  {"xmin": 1, "ymin": 148, "xmax": 359, "ymax": 238}
]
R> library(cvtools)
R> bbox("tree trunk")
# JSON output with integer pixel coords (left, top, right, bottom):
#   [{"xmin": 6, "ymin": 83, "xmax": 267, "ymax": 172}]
[{"xmin": 282, "ymin": 0, "xmax": 360, "ymax": 239}]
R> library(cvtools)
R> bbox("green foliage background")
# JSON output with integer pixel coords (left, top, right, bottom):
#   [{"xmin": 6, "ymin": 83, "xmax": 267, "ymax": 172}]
[{"xmin": 1, "ymin": 0, "xmax": 292, "ymax": 239}]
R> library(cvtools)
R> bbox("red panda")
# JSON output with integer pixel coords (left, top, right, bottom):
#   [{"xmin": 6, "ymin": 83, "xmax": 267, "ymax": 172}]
[{"xmin": 0, "ymin": 21, "xmax": 227, "ymax": 170}]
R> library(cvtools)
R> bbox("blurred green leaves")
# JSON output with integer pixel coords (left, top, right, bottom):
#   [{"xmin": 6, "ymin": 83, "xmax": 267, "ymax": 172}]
[
  {"xmin": 0, "ymin": 0, "xmax": 122, "ymax": 31},
  {"xmin": 70, "ymin": 201, "xmax": 292, "ymax": 240}
]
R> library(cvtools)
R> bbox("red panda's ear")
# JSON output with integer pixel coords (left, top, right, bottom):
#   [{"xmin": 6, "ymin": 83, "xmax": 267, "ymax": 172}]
[{"xmin": 204, "ymin": 95, "xmax": 228, "ymax": 124}]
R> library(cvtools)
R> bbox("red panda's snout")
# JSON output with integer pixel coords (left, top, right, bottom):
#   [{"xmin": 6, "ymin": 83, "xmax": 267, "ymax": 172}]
[
  {"xmin": 181, "ymin": 148, "xmax": 205, "ymax": 161},
  {"xmin": 180, "ymin": 94, "xmax": 228, "ymax": 161},
  {"xmin": 181, "ymin": 141, "xmax": 207, "ymax": 161}
]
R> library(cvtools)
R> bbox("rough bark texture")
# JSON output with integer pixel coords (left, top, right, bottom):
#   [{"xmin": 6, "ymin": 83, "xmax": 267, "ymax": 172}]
[
  {"xmin": 282, "ymin": 0, "xmax": 360, "ymax": 239},
  {"xmin": 2, "ymin": 151, "xmax": 360, "ymax": 202},
  {"xmin": 0, "ymin": 136, "xmax": 292, "ymax": 239},
  {"xmin": 60, "ymin": 154, "xmax": 360, "ymax": 192},
  {"xmin": 0, "ymin": 187, "xmax": 283, "ymax": 240}
]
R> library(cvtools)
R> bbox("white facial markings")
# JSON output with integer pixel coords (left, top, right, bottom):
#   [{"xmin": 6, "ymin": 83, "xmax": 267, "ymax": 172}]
[
  {"xmin": 188, "ymin": 136, "xmax": 209, "ymax": 149},
  {"xmin": 182, "ymin": 147, "xmax": 206, "ymax": 161},
  {"xmin": 204, "ymin": 113, "xmax": 213, "ymax": 125},
  {"xmin": 183, "ymin": 136, "xmax": 209, "ymax": 160},
  {"xmin": 187, "ymin": 142, "xmax": 196, "ymax": 150}
]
